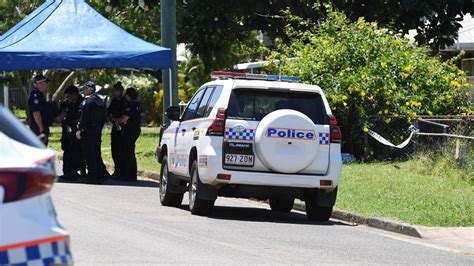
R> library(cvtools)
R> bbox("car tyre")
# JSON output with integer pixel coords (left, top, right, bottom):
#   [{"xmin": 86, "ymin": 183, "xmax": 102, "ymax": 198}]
[
  {"xmin": 159, "ymin": 156, "xmax": 184, "ymax": 207},
  {"xmin": 189, "ymin": 161, "xmax": 215, "ymax": 216},
  {"xmin": 305, "ymin": 195, "xmax": 333, "ymax": 221},
  {"xmin": 269, "ymin": 198, "xmax": 294, "ymax": 212}
]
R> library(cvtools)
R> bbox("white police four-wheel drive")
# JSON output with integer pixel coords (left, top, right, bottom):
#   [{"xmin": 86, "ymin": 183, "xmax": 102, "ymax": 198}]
[
  {"xmin": 156, "ymin": 71, "xmax": 342, "ymax": 221},
  {"xmin": 0, "ymin": 106, "xmax": 73, "ymax": 265}
]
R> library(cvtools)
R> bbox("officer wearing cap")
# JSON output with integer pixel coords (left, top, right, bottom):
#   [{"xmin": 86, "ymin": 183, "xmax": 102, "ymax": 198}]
[
  {"xmin": 76, "ymin": 81, "xmax": 110, "ymax": 184},
  {"xmin": 28, "ymin": 74, "xmax": 53, "ymax": 145},
  {"xmin": 107, "ymin": 81, "xmax": 127, "ymax": 179},
  {"xmin": 113, "ymin": 87, "xmax": 141, "ymax": 182},
  {"xmin": 57, "ymin": 85, "xmax": 85, "ymax": 181}
]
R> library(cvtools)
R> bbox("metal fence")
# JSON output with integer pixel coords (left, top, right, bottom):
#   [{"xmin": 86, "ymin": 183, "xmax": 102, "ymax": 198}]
[{"xmin": 364, "ymin": 115, "xmax": 473, "ymax": 161}]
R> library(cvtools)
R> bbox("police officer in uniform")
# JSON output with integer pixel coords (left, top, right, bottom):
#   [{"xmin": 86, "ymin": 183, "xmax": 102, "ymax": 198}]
[
  {"xmin": 107, "ymin": 82, "xmax": 126, "ymax": 178},
  {"xmin": 113, "ymin": 87, "xmax": 141, "ymax": 182},
  {"xmin": 76, "ymin": 81, "xmax": 110, "ymax": 184},
  {"xmin": 28, "ymin": 74, "xmax": 53, "ymax": 145},
  {"xmin": 57, "ymin": 85, "xmax": 85, "ymax": 181}
]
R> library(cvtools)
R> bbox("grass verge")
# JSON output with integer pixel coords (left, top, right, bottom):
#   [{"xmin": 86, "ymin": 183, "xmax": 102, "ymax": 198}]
[{"xmin": 336, "ymin": 158, "xmax": 473, "ymax": 227}]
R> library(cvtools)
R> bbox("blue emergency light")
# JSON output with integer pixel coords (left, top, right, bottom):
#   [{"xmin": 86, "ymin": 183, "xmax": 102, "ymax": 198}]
[{"xmin": 211, "ymin": 71, "xmax": 299, "ymax": 82}]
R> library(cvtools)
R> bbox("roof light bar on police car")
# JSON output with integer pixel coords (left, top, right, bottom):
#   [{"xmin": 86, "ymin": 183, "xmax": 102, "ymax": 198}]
[{"xmin": 210, "ymin": 71, "xmax": 299, "ymax": 82}]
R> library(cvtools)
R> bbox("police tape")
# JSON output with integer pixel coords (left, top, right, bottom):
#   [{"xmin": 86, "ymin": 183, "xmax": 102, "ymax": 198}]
[{"xmin": 367, "ymin": 126, "xmax": 418, "ymax": 149}]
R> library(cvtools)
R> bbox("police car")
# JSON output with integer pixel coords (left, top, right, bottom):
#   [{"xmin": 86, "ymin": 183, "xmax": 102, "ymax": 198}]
[
  {"xmin": 0, "ymin": 105, "xmax": 73, "ymax": 265},
  {"xmin": 156, "ymin": 71, "xmax": 342, "ymax": 221}
]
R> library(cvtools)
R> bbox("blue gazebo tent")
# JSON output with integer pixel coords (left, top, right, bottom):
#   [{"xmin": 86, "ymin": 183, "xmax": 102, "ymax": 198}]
[{"xmin": 0, "ymin": 0, "xmax": 171, "ymax": 70}]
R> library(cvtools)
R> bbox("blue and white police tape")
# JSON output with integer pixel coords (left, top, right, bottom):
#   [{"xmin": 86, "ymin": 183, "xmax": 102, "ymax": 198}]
[{"xmin": 367, "ymin": 125, "xmax": 418, "ymax": 149}]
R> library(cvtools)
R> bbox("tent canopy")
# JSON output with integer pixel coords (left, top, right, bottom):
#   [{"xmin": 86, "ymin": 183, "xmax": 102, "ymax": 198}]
[{"xmin": 0, "ymin": 0, "xmax": 171, "ymax": 71}]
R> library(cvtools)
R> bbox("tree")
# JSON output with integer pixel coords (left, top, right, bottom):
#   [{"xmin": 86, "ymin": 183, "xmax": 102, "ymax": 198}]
[
  {"xmin": 332, "ymin": 0, "xmax": 472, "ymax": 51},
  {"xmin": 176, "ymin": 0, "xmax": 472, "ymax": 71},
  {"xmin": 277, "ymin": 11, "xmax": 471, "ymax": 157},
  {"xmin": 0, "ymin": 0, "xmax": 40, "ymax": 35}
]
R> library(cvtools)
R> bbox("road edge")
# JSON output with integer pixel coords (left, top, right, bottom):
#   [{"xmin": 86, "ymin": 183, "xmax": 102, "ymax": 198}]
[{"xmin": 291, "ymin": 201, "xmax": 422, "ymax": 238}]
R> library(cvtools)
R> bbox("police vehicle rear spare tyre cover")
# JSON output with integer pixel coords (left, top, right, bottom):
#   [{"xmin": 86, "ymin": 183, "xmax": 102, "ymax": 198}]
[{"xmin": 255, "ymin": 110, "xmax": 319, "ymax": 173}]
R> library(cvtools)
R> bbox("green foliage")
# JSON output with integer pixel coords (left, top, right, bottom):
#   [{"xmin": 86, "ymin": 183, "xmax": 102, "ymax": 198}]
[
  {"xmin": 12, "ymin": 106, "xmax": 26, "ymax": 119},
  {"xmin": 176, "ymin": 0, "xmax": 471, "ymax": 69},
  {"xmin": 0, "ymin": 0, "xmax": 40, "ymax": 35},
  {"xmin": 276, "ymin": 11, "xmax": 471, "ymax": 155},
  {"xmin": 178, "ymin": 52, "xmax": 209, "ymax": 101},
  {"xmin": 88, "ymin": 0, "xmax": 161, "ymax": 44}
]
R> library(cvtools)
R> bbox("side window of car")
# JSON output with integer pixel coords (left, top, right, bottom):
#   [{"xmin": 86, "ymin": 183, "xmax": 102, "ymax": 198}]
[
  {"xmin": 181, "ymin": 88, "xmax": 206, "ymax": 121},
  {"xmin": 204, "ymin": 86, "xmax": 223, "ymax": 117},
  {"xmin": 195, "ymin": 87, "xmax": 214, "ymax": 119}
]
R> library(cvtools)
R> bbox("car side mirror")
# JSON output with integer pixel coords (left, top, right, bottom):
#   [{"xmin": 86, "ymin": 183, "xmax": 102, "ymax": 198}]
[{"xmin": 165, "ymin": 106, "xmax": 181, "ymax": 121}]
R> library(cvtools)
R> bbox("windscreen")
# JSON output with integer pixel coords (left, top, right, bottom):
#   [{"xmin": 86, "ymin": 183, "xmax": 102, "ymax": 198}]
[{"xmin": 227, "ymin": 89, "xmax": 328, "ymax": 124}]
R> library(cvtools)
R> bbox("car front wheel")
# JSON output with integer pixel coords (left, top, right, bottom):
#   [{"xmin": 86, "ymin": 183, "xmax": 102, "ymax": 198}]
[{"xmin": 159, "ymin": 156, "xmax": 184, "ymax": 207}]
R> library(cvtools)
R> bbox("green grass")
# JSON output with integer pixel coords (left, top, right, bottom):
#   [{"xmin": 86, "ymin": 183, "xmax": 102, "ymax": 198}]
[
  {"xmin": 336, "ymin": 159, "xmax": 473, "ymax": 227},
  {"xmin": 49, "ymin": 125, "xmax": 473, "ymax": 226},
  {"xmin": 49, "ymin": 126, "xmax": 162, "ymax": 174}
]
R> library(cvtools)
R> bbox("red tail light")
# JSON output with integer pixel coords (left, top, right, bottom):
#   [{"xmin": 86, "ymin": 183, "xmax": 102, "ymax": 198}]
[
  {"xmin": 217, "ymin": 174, "xmax": 231, "ymax": 181},
  {"xmin": 320, "ymin": 180, "xmax": 333, "ymax": 186},
  {"xmin": 328, "ymin": 115, "xmax": 342, "ymax": 143},
  {"xmin": 207, "ymin": 108, "xmax": 226, "ymax": 136},
  {"xmin": 0, "ymin": 170, "xmax": 55, "ymax": 203}
]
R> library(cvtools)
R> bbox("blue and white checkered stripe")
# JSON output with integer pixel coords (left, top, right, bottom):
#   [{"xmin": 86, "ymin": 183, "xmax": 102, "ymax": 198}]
[
  {"xmin": 225, "ymin": 128, "xmax": 255, "ymax": 141},
  {"xmin": 319, "ymin": 132, "xmax": 330, "ymax": 145},
  {"xmin": 0, "ymin": 239, "xmax": 72, "ymax": 266}
]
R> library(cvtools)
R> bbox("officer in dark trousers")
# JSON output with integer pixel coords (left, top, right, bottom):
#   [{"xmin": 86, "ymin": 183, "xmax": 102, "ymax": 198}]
[
  {"xmin": 76, "ymin": 81, "xmax": 110, "ymax": 184},
  {"xmin": 57, "ymin": 86, "xmax": 85, "ymax": 181},
  {"xmin": 113, "ymin": 87, "xmax": 141, "ymax": 182},
  {"xmin": 28, "ymin": 74, "xmax": 53, "ymax": 145},
  {"xmin": 107, "ymin": 82, "xmax": 126, "ymax": 179}
]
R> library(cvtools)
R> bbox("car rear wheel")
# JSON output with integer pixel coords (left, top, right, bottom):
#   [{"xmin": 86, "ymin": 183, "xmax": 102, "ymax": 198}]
[
  {"xmin": 305, "ymin": 197, "xmax": 332, "ymax": 221},
  {"xmin": 159, "ymin": 156, "xmax": 184, "ymax": 207},
  {"xmin": 269, "ymin": 198, "xmax": 294, "ymax": 212},
  {"xmin": 189, "ymin": 161, "xmax": 215, "ymax": 216}
]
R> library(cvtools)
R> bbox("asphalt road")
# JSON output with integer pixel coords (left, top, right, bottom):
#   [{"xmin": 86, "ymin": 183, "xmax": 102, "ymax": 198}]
[{"xmin": 51, "ymin": 179, "xmax": 473, "ymax": 265}]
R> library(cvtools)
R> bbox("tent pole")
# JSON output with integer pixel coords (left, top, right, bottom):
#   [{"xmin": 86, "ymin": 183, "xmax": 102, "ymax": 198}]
[{"xmin": 3, "ymin": 83, "xmax": 8, "ymax": 109}]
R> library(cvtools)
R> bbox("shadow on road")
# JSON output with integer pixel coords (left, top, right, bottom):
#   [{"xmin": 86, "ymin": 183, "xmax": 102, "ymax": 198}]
[{"xmin": 179, "ymin": 204, "xmax": 351, "ymax": 226}]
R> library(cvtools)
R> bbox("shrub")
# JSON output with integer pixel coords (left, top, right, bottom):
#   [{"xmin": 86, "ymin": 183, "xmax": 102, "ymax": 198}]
[{"xmin": 275, "ymin": 11, "xmax": 472, "ymax": 157}]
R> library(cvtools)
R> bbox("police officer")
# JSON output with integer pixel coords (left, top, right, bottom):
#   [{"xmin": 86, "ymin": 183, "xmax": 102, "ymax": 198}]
[
  {"xmin": 28, "ymin": 74, "xmax": 53, "ymax": 145},
  {"xmin": 107, "ymin": 82, "xmax": 126, "ymax": 179},
  {"xmin": 57, "ymin": 86, "xmax": 85, "ymax": 181},
  {"xmin": 76, "ymin": 81, "xmax": 110, "ymax": 184},
  {"xmin": 113, "ymin": 87, "xmax": 141, "ymax": 182}
]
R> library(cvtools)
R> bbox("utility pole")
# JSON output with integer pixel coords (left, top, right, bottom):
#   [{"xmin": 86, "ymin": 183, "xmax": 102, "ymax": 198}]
[{"xmin": 161, "ymin": 0, "xmax": 178, "ymax": 124}]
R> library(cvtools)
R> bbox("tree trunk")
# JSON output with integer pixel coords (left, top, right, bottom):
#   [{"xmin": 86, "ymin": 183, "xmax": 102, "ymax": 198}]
[{"xmin": 52, "ymin": 71, "xmax": 75, "ymax": 102}]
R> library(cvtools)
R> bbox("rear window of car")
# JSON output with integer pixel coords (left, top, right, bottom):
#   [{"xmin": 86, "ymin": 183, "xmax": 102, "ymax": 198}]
[{"xmin": 227, "ymin": 89, "xmax": 328, "ymax": 124}]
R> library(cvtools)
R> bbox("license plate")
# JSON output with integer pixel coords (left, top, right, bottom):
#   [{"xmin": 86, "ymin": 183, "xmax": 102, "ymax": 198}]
[{"xmin": 224, "ymin": 154, "xmax": 254, "ymax": 166}]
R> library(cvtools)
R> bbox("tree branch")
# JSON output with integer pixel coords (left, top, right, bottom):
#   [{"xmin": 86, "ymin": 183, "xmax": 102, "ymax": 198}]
[{"xmin": 52, "ymin": 71, "xmax": 75, "ymax": 102}]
